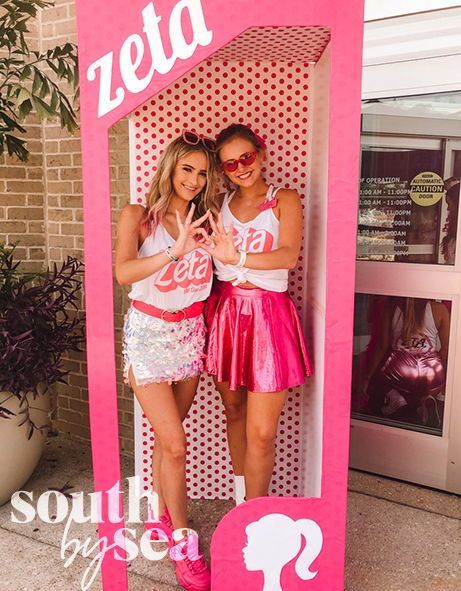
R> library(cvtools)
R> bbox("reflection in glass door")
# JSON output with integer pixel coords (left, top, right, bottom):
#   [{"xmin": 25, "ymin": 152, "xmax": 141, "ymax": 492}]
[
  {"xmin": 350, "ymin": 91, "xmax": 461, "ymax": 494},
  {"xmin": 439, "ymin": 143, "xmax": 461, "ymax": 265},
  {"xmin": 358, "ymin": 140, "xmax": 460, "ymax": 265},
  {"xmin": 352, "ymin": 294, "xmax": 450, "ymax": 437}
]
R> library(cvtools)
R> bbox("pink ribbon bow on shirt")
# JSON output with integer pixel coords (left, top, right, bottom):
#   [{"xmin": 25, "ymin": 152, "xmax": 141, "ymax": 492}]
[{"xmin": 258, "ymin": 198, "xmax": 278, "ymax": 211}]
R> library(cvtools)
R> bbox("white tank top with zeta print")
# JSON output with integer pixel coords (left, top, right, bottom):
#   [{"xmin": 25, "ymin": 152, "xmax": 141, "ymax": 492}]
[
  {"xmin": 213, "ymin": 184, "xmax": 289, "ymax": 292},
  {"xmin": 128, "ymin": 224, "xmax": 213, "ymax": 310}
]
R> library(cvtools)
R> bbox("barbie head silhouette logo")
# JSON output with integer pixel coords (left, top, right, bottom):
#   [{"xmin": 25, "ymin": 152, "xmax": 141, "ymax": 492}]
[{"xmin": 243, "ymin": 514, "xmax": 323, "ymax": 591}]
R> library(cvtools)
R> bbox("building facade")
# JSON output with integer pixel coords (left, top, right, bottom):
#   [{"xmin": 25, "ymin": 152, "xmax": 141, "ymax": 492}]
[
  {"xmin": 350, "ymin": 2, "xmax": 461, "ymax": 494},
  {"xmin": 1, "ymin": 0, "xmax": 460, "ymax": 492}
]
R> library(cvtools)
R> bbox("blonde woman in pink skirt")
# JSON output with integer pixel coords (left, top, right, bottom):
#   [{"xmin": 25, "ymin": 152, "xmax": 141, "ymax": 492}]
[{"xmin": 200, "ymin": 124, "xmax": 313, "ymax": 503}]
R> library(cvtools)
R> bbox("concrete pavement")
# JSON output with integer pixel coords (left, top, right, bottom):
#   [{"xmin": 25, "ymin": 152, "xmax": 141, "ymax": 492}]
[{"xmin": 0, "ymin": 435, "xmax": 459, "ymax": 590}]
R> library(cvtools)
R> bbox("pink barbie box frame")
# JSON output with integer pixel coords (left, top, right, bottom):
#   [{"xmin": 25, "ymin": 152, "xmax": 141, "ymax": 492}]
[{"xmin": 75, "ymin": 1, "xmax": 364, "ymax": 590}]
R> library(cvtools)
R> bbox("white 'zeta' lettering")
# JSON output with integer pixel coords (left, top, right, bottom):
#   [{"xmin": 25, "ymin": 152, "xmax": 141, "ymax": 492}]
[
  {"xmin": 86, "ymin": 0, "xmax": 213, "ymax": 118},
  {"xmin": 155, "ymin": 250, "xmax": 212, "ymax": 292},
  {"xmin": 87, "ymin": 52, "xmax": 124, "ymax": 116},
  {"xmin": 232, "ymin": 227, "xmax": 275, "ymax": 253}
]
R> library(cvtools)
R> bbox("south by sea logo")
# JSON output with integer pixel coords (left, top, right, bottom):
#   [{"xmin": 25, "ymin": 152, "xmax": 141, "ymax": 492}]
[{"xmin": 10, "ymin": 477, "xmax": 197, "ymax": 590}]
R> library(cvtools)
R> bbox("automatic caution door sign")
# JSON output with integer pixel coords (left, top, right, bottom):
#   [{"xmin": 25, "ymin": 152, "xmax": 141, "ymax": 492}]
[{"xmin": 410, "ymin": 172, "xmax": 444, "ymax": 206}]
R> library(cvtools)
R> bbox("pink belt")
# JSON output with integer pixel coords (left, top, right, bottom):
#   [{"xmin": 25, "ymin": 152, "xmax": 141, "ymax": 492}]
[{"xmin": 132, "ymin": 300, "xmax": 204, "ymax": 322}]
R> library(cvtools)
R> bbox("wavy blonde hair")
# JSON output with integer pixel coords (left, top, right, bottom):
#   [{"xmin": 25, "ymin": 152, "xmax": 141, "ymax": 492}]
[
  {"xmin": 142, "ymin": 135, "xmax": 219, "ymax": 232},
  {"xmin": 398, "ymin": 297, "xmax": 429, "ymax": 344}
]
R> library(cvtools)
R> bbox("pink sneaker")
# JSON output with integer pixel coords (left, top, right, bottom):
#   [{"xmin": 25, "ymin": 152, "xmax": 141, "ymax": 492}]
[
  {"xmin": 146, "ymin": 508, "xmax": 174, "ymax": 546},
  {"xmin": 170, "ymin": 530, "xmax": 211, "ymax": 591}
]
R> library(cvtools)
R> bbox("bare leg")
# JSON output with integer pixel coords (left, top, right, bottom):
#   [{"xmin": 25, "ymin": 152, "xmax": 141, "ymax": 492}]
[
  {"xmin": 245, "ymin": 389, "xmax": 287, "ymax": 499},
  {"xmin": 151, "ymin": 376, "xmax": 199, "ymax": 517},
  {"xmin": 215, "ymin": 380, "xmax": 247, "ymax": 475},
  {"xmin": 131, "ymin": 374, "xmax": 191, "ymax": 531},
  {"xmin": 173, "ymin": 375, "xmax": 200, "ymax": 419}
]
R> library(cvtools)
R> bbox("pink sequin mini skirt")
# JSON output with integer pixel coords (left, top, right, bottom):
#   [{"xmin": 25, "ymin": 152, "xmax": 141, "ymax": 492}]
[
  {"xmin": 204, "ymin": 281, "xmax": 313, "ymax": 392},
  {"xmin": 123, "ymin": 306, "xmax": 206, "ymax": 386}
]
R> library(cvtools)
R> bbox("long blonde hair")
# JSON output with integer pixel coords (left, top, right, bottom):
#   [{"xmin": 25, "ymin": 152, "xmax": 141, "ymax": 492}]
[
  {"xmin": 142, "ymin": 136, "xmax": 218, "ymax": 231},
  {"xmin": 397, "ymin": 297, "xmax": 428, "ymax": 344}
]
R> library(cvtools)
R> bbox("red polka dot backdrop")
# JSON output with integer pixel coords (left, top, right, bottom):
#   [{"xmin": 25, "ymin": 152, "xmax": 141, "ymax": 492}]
[
  {"xmin": 211, "ymin": 26, "xmax": 330, "ymax": 63},
  {"xmin": 131, "ymin": 62, "xmax": 312, "ymax": 207},
  {"xmin": 130, "ymin": 27, "xmax": 330, "ymax": 499}
]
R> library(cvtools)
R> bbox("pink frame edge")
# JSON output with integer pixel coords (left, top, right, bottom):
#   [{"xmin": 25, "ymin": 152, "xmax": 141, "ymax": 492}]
[{"xmin": 74, "ymin": 1, "xmax": 365, "ymax": 589}]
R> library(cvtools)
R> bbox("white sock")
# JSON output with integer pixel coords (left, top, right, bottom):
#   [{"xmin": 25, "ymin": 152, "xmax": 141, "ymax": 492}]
[{"xmin": 234, "ymin": 475, "xmax": 246, "ymax": 505}]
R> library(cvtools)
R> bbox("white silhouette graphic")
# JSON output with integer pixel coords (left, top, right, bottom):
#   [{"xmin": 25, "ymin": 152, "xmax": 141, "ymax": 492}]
[{"xmin": 242, "ymin": 513, "xmax": 323, "ymax": 591}]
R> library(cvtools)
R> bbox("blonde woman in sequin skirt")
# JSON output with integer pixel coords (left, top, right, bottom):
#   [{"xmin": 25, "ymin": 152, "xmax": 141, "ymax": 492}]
[{"xmin": 115, "ymin": 132, "xmax": 218, "ymax": 591}]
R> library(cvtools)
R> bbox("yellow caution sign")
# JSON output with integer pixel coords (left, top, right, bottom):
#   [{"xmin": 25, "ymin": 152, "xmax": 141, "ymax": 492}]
[{"xmin": 410, "ymin": 172, "xmax": 444, "ymax": 206}]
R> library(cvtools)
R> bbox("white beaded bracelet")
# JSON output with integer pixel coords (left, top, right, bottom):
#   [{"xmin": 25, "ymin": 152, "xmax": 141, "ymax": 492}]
[
  {"xmin": 164, "ymin": 246, "xmax": 179, "ymax": 262},
  {"xmin": 236, "ymin": 249, "xmax": 247, "ymax": 268}
]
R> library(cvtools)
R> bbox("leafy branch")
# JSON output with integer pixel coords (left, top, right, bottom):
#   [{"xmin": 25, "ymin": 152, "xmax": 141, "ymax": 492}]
[{"xmin": 0, "ymin": 0, "xmax": 79, "ymax": 161}]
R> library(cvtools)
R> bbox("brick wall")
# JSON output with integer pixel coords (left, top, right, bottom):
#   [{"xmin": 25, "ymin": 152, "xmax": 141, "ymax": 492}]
[
  {"xmin": 0, "ymin": 125, "xmax": 45, "ymax": 273},
  {"xmin": 0, "ymin": 0, "xmax": 134, "ymax": 454},
  {"xmin": 51, "ymin": 120, "xmax": 131, "ymax": 451},
  {"xmin": 110, "ymin": 123, "xmax": 135, "ymax": 456},
  {"xmin": 41, "ymin": 0, "xmax": 83, "ymax": 264}
]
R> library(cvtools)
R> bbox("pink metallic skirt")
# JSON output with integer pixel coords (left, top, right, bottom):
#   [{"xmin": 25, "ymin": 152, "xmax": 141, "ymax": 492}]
[
  {"xmin": 379, "ymin": 349, "xmax": 445, "ymax": 397},
  {"xmin": 204, "ymin": 281, "xmax": 313, "ymax": 392}
]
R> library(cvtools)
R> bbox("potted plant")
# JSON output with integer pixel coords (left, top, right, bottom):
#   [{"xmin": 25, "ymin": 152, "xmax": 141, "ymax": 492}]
[{"xmin": 0, "ymin": 244, "xmax": 84, "ymax": 505}]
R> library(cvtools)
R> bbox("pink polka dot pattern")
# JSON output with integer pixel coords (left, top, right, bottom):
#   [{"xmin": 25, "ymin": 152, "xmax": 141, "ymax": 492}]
[
  {"xmin": 132, "ymin": 51, "xmax": 313, "ymax": 499},
  {"xmin": 211, "ymin": 26, "xmax": 330, "ymax": 63}
]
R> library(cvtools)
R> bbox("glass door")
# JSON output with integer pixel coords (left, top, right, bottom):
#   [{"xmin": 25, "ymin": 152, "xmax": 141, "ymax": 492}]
[{"xmin": 349, "ymin": 92, "xmax": 461, "ymax": 493}]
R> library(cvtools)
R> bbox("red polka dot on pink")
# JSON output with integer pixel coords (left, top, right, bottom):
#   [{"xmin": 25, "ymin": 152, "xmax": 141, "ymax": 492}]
[{"xmin": 132, "ymin": 25, "xmax": 328, "ymax": 499}]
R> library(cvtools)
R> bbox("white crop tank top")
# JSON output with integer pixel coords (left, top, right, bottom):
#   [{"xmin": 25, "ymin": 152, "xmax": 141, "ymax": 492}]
[
  {"xmin": 391, "ymin": 302, "xmax": 441, "ymax": 353},
  {"xmin": 214, "ymin": 185, "xmax": 289, "ymax": 292},
  {"xmin": 128, "ymin": 224, "xmax": 213, "ymax": 310}
]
